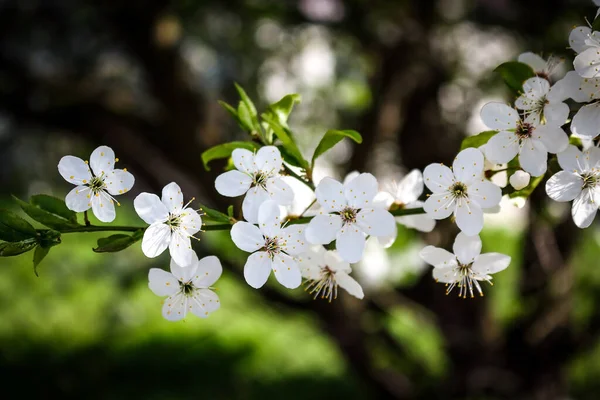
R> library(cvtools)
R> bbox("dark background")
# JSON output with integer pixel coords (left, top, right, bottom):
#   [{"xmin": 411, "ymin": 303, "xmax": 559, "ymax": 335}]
[{"xmin": 0, "ymin": 0, "xmax": 599, "ymax": 399}]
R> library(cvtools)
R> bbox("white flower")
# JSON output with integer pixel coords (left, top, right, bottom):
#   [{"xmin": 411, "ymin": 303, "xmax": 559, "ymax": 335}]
[
  {"xmin": 305, "ymin": 173, "xmax": 396, "ymax": 263},
  {"xmin": 230, "ymin": 200, "xmax": 307, "ymax": 289},
  {"xmin": 423, "ymin": 148, "xmax": 502, "ymax": 236},
  {"xmin": 134, "ymin": 182, "xmax": 202, "ymax": 267},
  {"xmin": 545, "ymin": 145, "xmax": 600, "ymax": 228},
  {"xmin": 57, "ymin": 145, "xmax": 134, "ymax": 222},
  {"xmin": 419, "ymin": 232, "xmax": 511, "ymax": 298},
  {"xmin": 481, "ymin": 102, "xmax": 569, "ymax": 176},
  {"xmin": 214, "ymin": 146, "xmax": 293, "ymax": 223},
  {"xmin": 518, "ymin": 52, "xmax": 564, "ymax": 82},
  {"xmin": 148, "ymin": 254, "xmax": 222, "ymax": 321},
  {"xmin": 299, "ymin": 246, "xmax": 363, "ymax": 301},
  {"xmin": 514, "ymin": 77, "xmax": 569, "ymax": 126},
  {"xmin": 569, "ymin": 26, "xmax": 600, "ymax": 55},
  {"xmin": 509, "ymin": 170, "xmax": 531, "ymax": 190},
  {"xmin": 374, "ymin": 169, "xmax": 436, "ymax": 234},
  {"xmin": 571, "ymin": 27, "xmax": 600, "ymax": 78}
]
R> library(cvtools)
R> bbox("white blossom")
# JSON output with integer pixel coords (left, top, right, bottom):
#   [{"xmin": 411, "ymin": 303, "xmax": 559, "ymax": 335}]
[
  {"xmin": 230, "ymin": 200, "xmax": 307, "ymax": 289},
  {"xmin": 305, "ymin": 173, "xmax": 396, "ymax": 263},
  {"xmin": 571, "ymin": 27, "xmax": 600, "ymax": 78},
  {"xmin": 148, "ymin": 254, "xmax": 221, "ymax": 321},
  {"xmin": 423, "ymin": 148, "xmax": 502, "ymax": 236},
  {"xmin": 134, "ymin": 182, "xmax": 202, "ymax": 267},
  {"xmin": 299, "ymin": 246, "xmax": 363, "ymax": 301},
  {"xmin": 518, "ymin": 52, "xmax": 564, "ymax": 82},
  {"xmin": 481, "ymin": 102, "xmax": 569, "ymax": 176},
  {"xmin": 58, "ymin": 145, "xmax": 134, "ymax": 222},
  {"xmin": 215, "ymin": 146, "xmax": 293, "ymax": 223},
  {"xmin": 419, "ymin": 232, "xmax": 511, "ymax": 298},
  {"xmin": 514, "ymin": 77, "xmax": 569, "ymax": 126},
  {"xmin": 509, "ymin": 170, "xmax": 531, "ymax": 190},
  {"xmin": 546, "ymin": 145, "xmax": 600, "ymax": 228}
]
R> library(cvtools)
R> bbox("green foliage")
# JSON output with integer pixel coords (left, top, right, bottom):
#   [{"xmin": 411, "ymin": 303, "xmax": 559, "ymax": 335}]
[
  {"xmin": 0, "ymin": 239, "xmax": 37, "ymax": 256},
  {"xmin": 93, "ymin": 230, "xmax": 144, "ymax": 253},
  {"xmin": 311, "ymin": 130, "xmax": 362, "ymax": 168},
  {"xmin": 13, "ymin": 195, "xmax": 80, "ymax": 230},
  {"xmin": 509, "ymin": 174, "xmax": 544, "ymax": 199},
  {"xmin": 234, "ymin": 82, "xmax": 258, "ymax": 117},
  {"xmin": 262, "ymin": 115, "xmax": 309, "ymax": 169},
  {"xmin": 0, "ymin": 209, "xmax": 37, "ymax": 242},
  {"xmin": 202, "ymin": 204, "xmax": 233, "ymax": 224},
  {"xmin": 227, "ymin": 205, "xmax": 234, "ymax": 218},
  {"xmin": 33, "ymin": 245, "xmax": 50, "ymax": 276},
  {"xmin": 460, "ymin": 130, "xmax": 497, "ymax": 151},
  {"xmin": 264, "ymin": 94, "xmax": 301, "ymax": 128},
  {"xmin": 201, "ymin": 141, "xmax": 261, "ymax": 171},
  {"xmin": 494, "ymin": 61, "xmax": 535, "ymax": 93},
  {"xmin": 569, "ymin": 135, "xmax": 583, "ymax": 149}
]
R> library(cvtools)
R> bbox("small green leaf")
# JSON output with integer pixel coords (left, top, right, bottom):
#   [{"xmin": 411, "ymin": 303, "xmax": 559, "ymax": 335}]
[
  {"xmin": 31, "ymin": 195, "xmax": 78, "ymax": 223},
  {"xmin": 38, "ymin": 229, "xmax": 62, "ymax": 248},
  {"xmin": 265, "ymin": 94, "xmax": 301, "ymax": 127},
  {"xmin": 0, "ymin": 210, "xmax": 37, "ymax": 242},
  {"xmin": 0, "ymin": 239, "xmax": 37, "ymax": 256},
  {"xmin": 33, "ymin": 246, "xmax": 50, "ymax": 276},
  {"xmin": 201, "ymin": 141, "xmax": 261, "ymax": 171},
  {"xmin": 312, "ymin": 130, "xmax": 363, "ymax": 167},
  {"xmin": 13, "ymin": 195, "xmax": 80, "ymax": 230},
  {"xmin": 262, "ymin": 115, "xmax": 309, "ymax": 169},
  {"xmin": 460, "ymin": 131, "xmax": 497, "ymax": 151},
  {"xmin": 509, "ymin": 174, "xmax": 544, "ymax": 199},
  {"xmin": 227, "ymin": 205, "xmax": 234, "ymax": 218},
  {"xmin": 569, "ymin": 135, "xmax": 583, "ymax": 149},
  {"xmin": 237, "ymin": 101, "xmax": 254, "ymax": 132},
  {"xmin": 494, "ymin": 61, "xmax": 535, "ymax": 93},
  {"xmin": 93, "ymin": 230, "xmax": 144, "ymax": 253},
  {"xmin": 201, "ymin": 204, "xmax": 232, "ymax": 224},
  {"xmin": 234, "ymin": 83, "xmax": 257, "ymax": 116}
]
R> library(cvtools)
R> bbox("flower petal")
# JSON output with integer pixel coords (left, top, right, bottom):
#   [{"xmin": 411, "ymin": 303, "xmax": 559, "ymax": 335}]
[
  {"xmin": 191, "ymin": 289, "xmax": 221, "ymax": 315},
  {"xmin": 423, "ymin": 164, "xmax": 454, "ymax": 193},
  {"xmin": 452, "ymin": 148, "xmax": 485, "ymax": 184},
  {"xmin": 148, "ymin": 268, "xmax": 179, "ymax": 296},
  {"xmin": 272, "ymin": 254, "xmax": 301, "ymax": 289},
  {"xmin": 215, "ymin": 170, "xmax": 253, "ymax": 197},
  {"xmin": 231, "ymin": 148, "xmax": 257, "ymax": 174},
  {"xmin": 454, "ymin": 199, "xmax": 483, "ymax": 236},
  {"xmin": 423, "ymin": 192, "xmax": 455, "ymax": 220},
  {"xmin": 468, "ymin": 179, "xmax": 502, "ymax": 209},
  {"xmin": 255, "ymin": 145, "xmax": 283, "ymax": 173},
  {"xmin": 231, "ymin": 221, "xmax": 264, "ymax": 252},
  {"xmin": 105, "ymin": 169, "xmax": 135, "ymax": 196},
  {"xmin": 336, "ymin": 272, "xmax": 364, "ymax": 299},
  {"xmin": 305, "ymin": 213, "xmax": 342, "ymax": 244},
  {"xmin": 169, "ymin": 233, "xmax": 194, "ymax": 267},
  {"xmin": 90, "ymin": 145, "xmax": 116, "ymax": 176},
  {"xmin": 324, "ymin": 250, "xmax": 350, "ymax": 273},
  {"xmin": 521, "ymin": 77, "xmax": 550, "ymax": 103},
  {"xmin": 546, "ymin": 171, "xmax": 582, "ymax": 202},
  {"xmin": 472, "ymin": 253, "xmax": 511, "ymax": 275},
  {"xmin": 244, "ymin": 251, "xmax": 272, "ymax": 289},
  {"xmin": 242, "ymin": 186, "xmax": 270, "ymax": 224},
  {"xmin": 180, "ymin": 208, "xmax": 202, "ymax": 236},
  {"xmin": 518, "ymin": 52, "xmax": 547, "ymax": 72},
  {"xmin": 569, "ymin": 26, "xmax": 593, "ymax": 54},
  {"xmin": 315, "ymin": 177, "xmax": 347, "ymax": 212},
  {"xmin": 58, "ymin": 156, "xmax": 93, "ymax": 185},
  {"xmin": 91, "ymin": 192, "xmax": 116, "ymax": 223},
  {"xmin": 170, "ymin": 253, "xmax": 198, "ymax": 281},
  {"xmin": 574, "ymin": 47, "xmax": 600, "ymax": 78},
  {"xmin": 397, "ymin": 202, "xmax": 436, "ymax": 232},
  {"xmin": 419, "ymin": 246, "xmax": 456, "ymax": 267},
  {"xmin": 162, "ymin": 293, "xmax": 187, "ymax": 321},
  {"xmin": 280, "ymin": 225, "xmax": 308, "ymax": 256},
  {"xmin": 336, "ymin": 226, "xmax": 366, "ymax": 263},
  {"xmin": 258, "ymin": 200, "xmax": 283, "ymax": 237},
  {"xmin": 161, "ymin": 182, "xmax": 184, "ymax": 214},
  {"xmin": 433, "ymin": 266, "xmax": 458, "ymax": 284},
  {"xmin": 534, "ymin": 125, "xmax": 568, "ymax": 154},
  {"xmin": 65, "ymin": 185, "xmax": 92, "ymax": 212},
  {"xmin": 519, "ymin": 139, "xmax": 548, "ymax": 177},
  {"xmin": 356, "ymin": 208, "xmax": 396, "ymax": 237},
  {"xmin": 134, "ymin": 193, "xmax": 169, "ymax": 224},
  {"xmin": 141, "ymin": 222, "xmax": 171, "ymax": 258},
  {"xmin": 193, "ymin": 256, "xmax": 223, "ymax": 287},
  {"xmin": 453, "ymin": 232, "xmax": 482, "ymax": 265},
  {"xmin": 395, "ymin": 169, "xmax": 424, "ymax": 204},
  {"xmin": 557, "ymin": 145, "xmax": 586, "ymax": 173},
  {"xmin": 484, "ymin": 131, "xmax": 519, "ymax": 164},
  {"xmin": 266, "ymin": 177, "xmax": 294, "ymax": 205},
  {"xmin": 344, "ymin": 173, "xmax": 379, "ymax": 209},
  {"xmin": 572, "ymin": 189, "xmax": 599, "ymax": 228},
  {"xmin": 543, "ymin": 102, "xmax": 569, "ymax": 126},
  {"xmin": 480, "ymin": 102, "xmax": 519, "ymax": 130},
  {"xmin": 571, "ymin": 103, "xmax": 600, "ymax": 138}
]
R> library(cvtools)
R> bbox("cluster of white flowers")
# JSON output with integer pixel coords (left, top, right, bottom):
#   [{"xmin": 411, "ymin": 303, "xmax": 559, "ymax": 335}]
[{"xmin": 52, "ymin": 2, "xmax": 600, "ymax": 320}]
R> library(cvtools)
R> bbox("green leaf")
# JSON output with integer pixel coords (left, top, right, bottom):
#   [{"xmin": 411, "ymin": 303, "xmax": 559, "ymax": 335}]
[
  {"xmin": 569, "ymin": 135, "xmax": 583, "ymax": 149},
  {"xmin": 237, "ymin": 101, "xmax": 255, "ymax": 132},
  {"xmin": 0, "ymin": 240, "xmax": 37, "ymax": 257},
  {"xmin": 311, "ymin": 130, "xmax": 363, "ymax": 167},
  {"xmin": 31, "ymin": 195, "xmax": 78, "ymax": 223},
  {"xmin": 13, "ymin": 195, "xmax": 80, "ymax": 230},
  {"xmin": 494, "ymin": 61, "xmax": 535, "ymax": 93},
  {"xmin": 262, "ymin": 115, "xmax": 309, "ymax": 169},
  {"xmin": 509, "ymin": 174, "xmax": 544, "ymax": 199},
  {"xmin": 38, "ymin": 229, "xmax": 62, "ymax": 248},
  {"xmin": 265, "ymin": 94, "xmax": 301, "ymax": 127},
  {"xmin": 201, "ymin": 141, "xmax": 261, "ymax": 171},
  {"xmin": 0, "ymin": 210, "xmax": 37, "ymax": 242},
  {"xmin": 227, "ymin": 205, "xmax": 234, "ymax": 218},
  {"xmin": 93, "ymin": 230, "xmax": 144, "ymax": 253},
  {"xmin": 460, "ymin": 131, "xmax": 497, "ymax": 151},
  {"xmin": 201, "ymin": 204, "xmax": 232, "ymax": 224},
  {"xmin": 234, "ymin": 83, "xmax": 257, "ymax": 116},
  {"xmin": 33, "ymin": 246, "xmax": 50, "ymax": 276}
]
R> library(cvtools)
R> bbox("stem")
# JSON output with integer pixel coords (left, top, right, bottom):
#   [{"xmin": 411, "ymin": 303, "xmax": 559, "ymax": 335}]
[
  {"xmin": 284, "ymin": 165, "xmax": 315, "ymax": 190},
  {"xmin": 286, "ymin": 207, "xmax": 425, "ymax": 226},
  {"xmin": 203, "ymin": 224, "xmax": 235, "ymax": 231},
  {"xmin": 300, "ymin": 199, "xmax": 317, "ymax": 217},
  {"xmin": 60, "ymin": 225, "xmax": 145, "ymax": 233},
  {"xmin": 84, "ymin": 210, "xmax": 91, "ymax": 226}
]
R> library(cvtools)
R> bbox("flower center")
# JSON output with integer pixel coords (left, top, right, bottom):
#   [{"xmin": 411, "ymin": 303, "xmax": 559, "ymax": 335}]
[
  {"xmin": 516, "ymin": 122, "xmax": 534, "ymax": 139},
  {"xmin": 166, "ymin": 214, "xmax": 182, "ymax": 230},
  {"xmin": 536, "ymin": 71, "xmax": 550, "ymax": 81},
  {"xmin": 179, "ymin": 281, "xmax": 195, "ymax": 296},
  {"xmin": 450, "ymin": 182, "xmax": 468, "ymax": 198},
  {"xmin": 304, "ymin": 266, "xmax": 338, "ymax": 302},
  {"xmin": 582, "ymin": 172, "xmax": 599, "ymax": 189},
  {"xmin": 444, "ymin": 262, "xmax": 491, "ymax": 299},
  {"xmin": 262, "ymin": 236, "xmax": 282, "ymax": 259},
  {"xmin": 339, "ymin": 207, "xmax": 358, "ymax": 225},
  {"xmin": 89, "ymin": 176, "xmax": 106, "ymax": 193},
  {"xmin": 252, "ymin": 172, "xmax": 270, "ymax": 189}
]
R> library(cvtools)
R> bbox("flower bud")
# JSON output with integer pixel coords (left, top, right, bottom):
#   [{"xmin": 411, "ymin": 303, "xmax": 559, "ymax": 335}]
[{"xmin": 509, "ymin": 170, "xmax": 530, "ymax": 190}]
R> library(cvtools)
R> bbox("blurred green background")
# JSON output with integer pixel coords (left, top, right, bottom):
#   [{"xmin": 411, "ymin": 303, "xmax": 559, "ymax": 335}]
[{"xmin": 1, "ymin": 0, "xmax": 600, "ymax": 399}]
